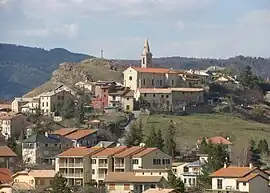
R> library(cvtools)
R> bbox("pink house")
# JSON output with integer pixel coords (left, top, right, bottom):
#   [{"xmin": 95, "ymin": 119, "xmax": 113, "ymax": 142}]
[{"xmin": 91, "ymin": 81, "xmax": 116, "ymax": 110}]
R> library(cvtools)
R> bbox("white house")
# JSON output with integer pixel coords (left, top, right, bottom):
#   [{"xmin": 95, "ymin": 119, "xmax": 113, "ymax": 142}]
[{"xmin": 207, "ymin": 164, "xmax": 270, "ymax": 193}]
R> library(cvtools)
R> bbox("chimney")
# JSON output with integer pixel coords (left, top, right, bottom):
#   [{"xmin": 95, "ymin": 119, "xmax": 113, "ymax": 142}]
[
  {"xmin": 139, "ymin": 143, "xmax": 145, "ymax": 147},
  {"xmin": 249, "ymin": 163, "xmax": 253, "ymax": 169},
  {"xmin": 224, "ymin": 162, "xmax": 228, "ymax": 168},
  {"xmin": 100, "ymin": 142, "xmax": 104, "ymax": 148},
  {"xmin": 116, "ymin": 143, "xmax": 121, "ymax": 147},
  {"xmin": 45, "ymin": 132, "xmax": 48, "ymax": 137},
  {"xmin": 76, "ymin": 143, "xmax": 80, "ymax": 147}
]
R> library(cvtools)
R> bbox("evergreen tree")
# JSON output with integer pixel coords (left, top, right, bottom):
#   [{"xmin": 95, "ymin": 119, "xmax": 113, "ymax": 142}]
[
  {"xmin": 198, "ymin": 137, "xmax": 208, "ymax": 154},
  {"xmin": 257, "ymin": 139, "xmax": 269, "ymax": 155},
  {"xmin": 156, "ymin": 129, "xmax": 165, "ymax": 150},
  {"xmin": 59, "ymin": 100, "xmax": 75, "ymax": 119},
  {"xmin": 145, "ymin": 126, "xmax": 158, "ymax": 147},
  {"xmin": 247, "ymin": 139, "xmax": 262, "ymax": 167},
  {"xmin": 164, "ymin": 120, "xmax": 176, "ymax": 158},
  {"xmin": 7, "ymin": 138, "xmax": 17, "ymax": 154},
  {"xmin": 51, "ymin": 173, "xmax": 71, "ymax": 193},
  {"xmin": 168, "ymin": 170, "xmax": 185, "ymax": 193},
  {"xmin": 125, "ymin": 122, "xmax": 143, "ymax": 146}
]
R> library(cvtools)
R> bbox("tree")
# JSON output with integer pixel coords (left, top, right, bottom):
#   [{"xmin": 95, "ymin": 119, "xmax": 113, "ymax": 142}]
[
  {"xmin": 239, "ymin": 65, "xmax": 263, "ymax": 89},
  {"xmin": 168, "ymin": 170, "xmax": 185, "ymax": 193},
  {"xmin": 50, "ymin": 173, "xmax": 71, "ymax": 193},
  {"xmin": 145, "ymin": 126, "xmax": 158, "ymax": 147},
  {"xmin": 59, "ymin": 100, "xmax": 75, "ymax": 119},
  {"xmin": 7, "ymin": 138, "xmax": 18, "ymax": 154},
  {"xmin": 247, "ymin": 139, "xmax": 262, "ymax": 167},
  {"xmin": 198, "ymin": 137, "xmax": 208, "ymax": 154},
  {"xmin": 156, "ymin": 129, "xmax": 165, "ymax": 150},
  {"xmin": 257, "ymin": 139, "xmax": 269, "ymax": 155},
  {"xmin": 124, "ymin": 121, "xmax": 143, "ymax": 146},
  {"xmin": 164, "ymin": 120, "xmax": 176, "ymax": 158}
]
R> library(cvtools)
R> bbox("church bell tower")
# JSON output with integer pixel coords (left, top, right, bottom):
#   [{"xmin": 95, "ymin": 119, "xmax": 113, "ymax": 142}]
[{"xmin": 141, "ymin": 39, "xmax": 153, "ymax": 68}]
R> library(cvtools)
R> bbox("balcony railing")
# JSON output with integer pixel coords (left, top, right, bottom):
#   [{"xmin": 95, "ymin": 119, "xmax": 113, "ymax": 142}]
[
  {"xmin": 98, "ymin": 163, "xmax": 108, "ymax": 167},
  {"xmin": 114, "ymin": 163, "xmax": 124, "ymax": 167},
  {"xmin": 59, "ymin": 163, "xmax": 83, "ymax": 167},
  {"xmin": 61, "ymin": 173, "xmax": 83, "ymax": 178}
]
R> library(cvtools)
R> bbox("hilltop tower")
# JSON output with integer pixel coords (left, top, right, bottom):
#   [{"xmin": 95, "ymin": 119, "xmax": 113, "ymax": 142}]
[{"xmin": 141, "ymin": 38, "xmax": 153, "ymax": 68}]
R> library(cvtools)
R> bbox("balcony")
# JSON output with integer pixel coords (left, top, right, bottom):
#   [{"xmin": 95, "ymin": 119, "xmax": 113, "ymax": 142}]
[
  {"xmin": 61, "ymin": 173, "xmax": 83, "ymax": 178},
  {"xmin": 98, "ymin": 163, "xmax": 108, "ymax": 168},
  {"xmin": 114, "ymin": 163, "xmax": 124, "ymax": 168},
  {"xmin": 59, "ymin": 163, "xmax": 83, "ymax": 168}
]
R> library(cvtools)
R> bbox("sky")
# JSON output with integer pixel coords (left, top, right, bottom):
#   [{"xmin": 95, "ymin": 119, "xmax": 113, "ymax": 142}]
[{"xmin": 0, "ymin": 0, "xmax": 270, "ymax": 59}]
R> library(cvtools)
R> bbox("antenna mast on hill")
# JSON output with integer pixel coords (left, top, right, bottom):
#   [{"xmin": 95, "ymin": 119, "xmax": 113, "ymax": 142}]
[{"xmin": 100, "ymin": 49, "xmax": 104, "ymax": 58}]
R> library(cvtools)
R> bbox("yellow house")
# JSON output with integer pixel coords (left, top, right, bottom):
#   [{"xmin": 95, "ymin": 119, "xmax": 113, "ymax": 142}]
[
  {"xmin": 104, "ymin": 172, "xmax": 168, "ymax": 193},
  {"xmin": 12, "ymin": 170, "xmax": 56, "ymax": 193}
]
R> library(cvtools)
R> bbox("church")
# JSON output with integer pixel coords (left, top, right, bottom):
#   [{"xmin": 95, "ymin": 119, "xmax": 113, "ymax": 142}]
[{"xmin": 123, "ymin": 39, "xmax": 205, "ymax": 111}]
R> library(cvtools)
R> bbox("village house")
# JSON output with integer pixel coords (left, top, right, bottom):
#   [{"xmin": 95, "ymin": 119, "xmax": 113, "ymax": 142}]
[
  {"xmin": 0, "ymin": 133, "xmax": 17, "ymax": 172},
  {"xmin": 55, "ymin": 146, "xmax": 104, "ymax": 186},
  {"xmin": 104, "ymin": 172, "xmax": 168, "ymax": 193},
  {"xmin": 53, "ymin": 128, "xmax": 98, "ymax": 147},
  {"xmin": 197, "ymin": 136, "xmax": 233, "ymax": 158},
  {"xmin": 206, "ymin": 164, "xmax": 270, "ymax": 193},
  {"xmin": 0, "ymin": 112, "xmax": 28, "ymax": 139},
  {"xmin": 135, "ymin": 88, "xmax": 204, "ymax": 111},
  {"xmin": 22, "ymin": 132, "xmax": 73, "ymax": 165},
  {"xmin": 186, "ymin": 69, "xmax": 213, "ymax": 84},
  {"xmin": 91, "ymin": 81, "xmax": 116, "ymax": 110},
  {"xmin": 12, "ymin": 169, "xmax": 56, "ymax": 193},
  {"xmin": 108, "ymin": 87, "xmax": 135, "ymax": 111}
]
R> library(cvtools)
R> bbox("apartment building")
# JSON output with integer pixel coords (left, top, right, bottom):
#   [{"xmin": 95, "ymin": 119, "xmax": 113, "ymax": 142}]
[
  {"xmin": 22, "ymin": 132, "xmax": 73, "ymax": 165},
  {"xmin": 12, "ymin": 169, "xmax": 56, "ymax": 193},
  {"xmin": 206, "ymin": 164, "xmax": 270, "ymax": 193},
  {"xmin": 104, "ymin": 172, "xmax": 168, "ymax": 193},
  {"xmin": 91, "ymin": 146, "xmax": 128, "ymax": 181},
  {"xmin": 0, "ymin": 113, "xmax": 27, "ymax": 139},
  {"xmin": 53, "ymin": 128, "xmax": 98, "ymax": 147},
  {"xmin": 55, "ymin": 146, "xmax": 104, "ymax": 186}
]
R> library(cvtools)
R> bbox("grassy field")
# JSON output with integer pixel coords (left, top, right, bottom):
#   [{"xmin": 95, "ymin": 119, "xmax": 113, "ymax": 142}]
[{"xmin": 140, "ymin": 113, "xmax": 270, "ymax": 161}]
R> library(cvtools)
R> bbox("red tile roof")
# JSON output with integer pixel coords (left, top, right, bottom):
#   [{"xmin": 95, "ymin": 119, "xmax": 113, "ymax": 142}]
[
  {"xmin": 132, "ymin": 148, "xmax": 157, "ymax": 158},
  {"xmin": 0, "ymin": 146, "xmax": 17, "ymax": 157},
  {"xmin": 198, "ymin": 136, "xmax": 232, "ymax": 145},
  {"xmin": 131, "ymin": 67, "xmax": 177, "ymax": 74},
  {"xmin": 114, "ymin": 146, "xmax": 146, "ymax": 158},
  {"xmin": 65, "ymin": 129, "xmax": 98, "ymax": 140},
  {"xmin": 92, "ymin": 146, "xmax": 127, "ymax": 157},
  {"xmin": 58, "ymin": 146, "xmax": 103, "ymax": 157},
  {"xmin": 210, "ymin": 166, "xmax": 257, "ymax": 177},
  {"xmin": 236, "ymin": 173, "xmax": 268, "ymax": 182},
  {"xmin": 0, "ymin": 168, "xmax": 12, "ymax": 183},
  {"xmin": 53, "ymin": 128, "xmax": 78, "ymax": 136}
]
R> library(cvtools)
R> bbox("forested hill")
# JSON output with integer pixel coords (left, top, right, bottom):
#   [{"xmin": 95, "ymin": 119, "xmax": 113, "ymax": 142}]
[
  {"xmin": 0, "ymin": 43, "xmax": 91, "ymax": 99},
  {"xmin": 0, "ymin": 43, "xmax": 270, "ymax": 99}
]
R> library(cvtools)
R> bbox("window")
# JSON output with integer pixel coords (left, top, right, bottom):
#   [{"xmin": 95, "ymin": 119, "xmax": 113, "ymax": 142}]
[
  {"xmin": 132, "ymin": 159, "xmax": 138, "ymax": 164},
  {"xmin": 62, "ymin": 96, "xmax": 64, "ymax": 100},
  {"xmin": 172, "ymin": 80, "xmax": 174, "ymax": 85},
  {"xmin": 45, "ymin": 144, "xmax": 48, "ymax": 147},
  {"xmin": 58, "ymin": 96, "xmax": 61, "ymax": 100},
  {"xmin": 124, "ymin": 184, "xmax": 130, "ymax": 190},
  {"xmin": 143, "ymin": 79, "xmax": 146, "ymax": 85},
  {"xmin": 27, "ymin": 158, "xmax": 31, "ymax": 162},
  {"xmin": 188, "ymin": 178, "xmax": 191, "ymax": 185},
  {"xmin": 144, "ymin": 93, "xmax": 147, "ymax": 97},
  {"xmin": 92, "ymin": 169, "xmax": 95, "ymax": 174},
  {"xmin": 160, "ymin": 80, "xmax": 162, "ymax": 86},
  {"xmin": 217, "ymin": 179, "xmax": 222, "ymax": 189},
  {"xmin": 50, "ymin": 180, "xmax": 53, "ymax": 185},
  {"xmin": 127, "ymin": 97, "xmax": 129, "ymax": 100},
  {"xmin": 30, "ymin": 180, "xmax": 34, "ymax": 184},
  {"xmin": 42, "ymin": 102, "xmax": 44, "ymax": 107},
  {"xmin": 150, "ymin": 184, "xmax": 155, "ymax": 188},
  {"xmin": 129, "ymin": 76, "xmax": 132, "ymax": 81},
  {"xmin": 183, "ymin": 167, "xmax": 189, "ymax": 173},
  {"xmin": 153, "ymin": 94, "xmax": 155, "ymax": 97},
  {"xmin": 126, "ymin": 105, "xmax": 130, "ymax": 110},
  {"xmin": 109, "ymin": 184, "xmax": 115, "ymax": 190},
  {"xmin": 236, "ymin": 182, "xmax": 239, "ymax": 190},
  {"xmin": 152, "ymin": 79, "xmax": 154, "ymax": 85},
  {"xmin": 166, "ymin": 95, "xmax": 169, "ymax": 98},
  {"xmin": 46, "ymin": 102, "xmax": 48, "ymax": 107},
  {"xmin": 40, "ymin": 179, "xmax": 45, "ymax": 185},
  {"xmin": 161, "ymin": 95, "xmax": 164, "ymax": 98},
  {"xmin": 192, "ymin": 178, "xmax": 195, "ymax": 185},
  {"xmin": 91, "ymin": 159, "xmax": 96, "ymax": 164},
  {"xmin": 143, "ymin": 57, "xmax": 145, "ymax": 64},
  {"xmin": 243, "ymin": 182, "xmax": 246, "ymax": 186},
  {"xmin": 184, "ymin": 179, "xmax": 187, "ymax": 184}
]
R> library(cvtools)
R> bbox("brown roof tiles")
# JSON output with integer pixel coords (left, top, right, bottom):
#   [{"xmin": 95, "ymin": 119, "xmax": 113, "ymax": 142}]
[
  {"xmin": 210, "ymin": 166, "xmax": 256, "ymax": 177},
  {"xmin": 0, "ymin": 146, "xmax": 17, "ymax": 157},
  {"xmin": 58, "ymin": 146, "xmax": 103, "ymax": 157},
  {"xmin": 0, "ymin": 168, "xmax": 12, "ymax": 183},
  {"xmin": 132, "ymin": 148, "xmax": 157, "ymax": 158},
  {"xmin": 236, "ymin": 173, "xmax": 268, "ymax": 182},
  {"xmin": 65, "ymin": 129, "xmax": 98, "ymax": 140},
  {"xmin": 92, "ymin": 146, "xmax": 127, "ymax": 157},
  {"xmin": 114, "ymin": 146, "xmax": 145, "ymax": 158},
  {"xmin": 53, "ymin": 128, "xmax": 78, "ymax": 136}
]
